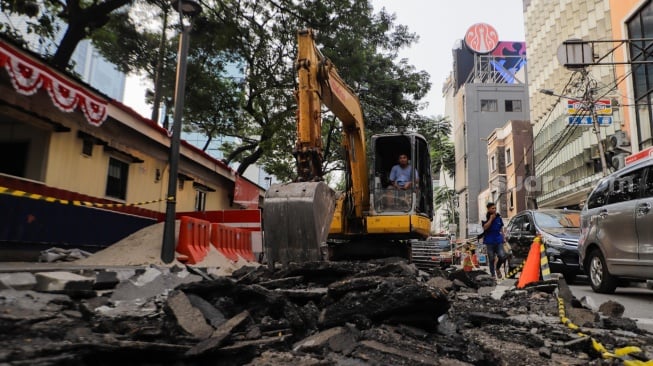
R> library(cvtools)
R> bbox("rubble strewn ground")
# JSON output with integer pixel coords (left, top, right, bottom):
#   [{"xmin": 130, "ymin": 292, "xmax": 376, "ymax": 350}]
[{"xmin": 1, "ymin": 256, "xmax": 652, "ymax": 365}]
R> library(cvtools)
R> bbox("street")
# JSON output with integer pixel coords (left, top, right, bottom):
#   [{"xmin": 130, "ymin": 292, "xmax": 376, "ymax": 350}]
[{"xmin": 569, "ymin": 277, "xmax": 653, "ymax": 334}]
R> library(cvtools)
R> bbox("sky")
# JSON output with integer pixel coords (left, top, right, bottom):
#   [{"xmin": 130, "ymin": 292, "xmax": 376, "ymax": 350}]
[
  {"xmin": 370, "ymin": 0, "xmax": 526, "ymax": 117},
  {"xmin": 122, "ymin": 0, "xmax": 526, "ymax": 119}
]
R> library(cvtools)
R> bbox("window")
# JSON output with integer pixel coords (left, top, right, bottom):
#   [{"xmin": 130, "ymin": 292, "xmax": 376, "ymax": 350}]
[
  {"xmin": 195, "ymin": 189, "xmax": 207, "ymax": 211},
  {"xmin": 509, "ymin": 191, "xmax": 514, "ymax": 209},
  {"xmin": 481, "ymin": 99, "xmax": 498, "ymax": 112},
  {"xmin": 106, "ymin": 158, "xmax": 129, "ymax": 200},
  {"xmin": 607, "ymin": 169, "xmax": 644, "ymax": 204},
  {"xmin": 505, "ymin": 100, "xmax": 522, "ymax": 112},
  {"xmin": 587, "ymin": 179, "xmax": 610, "ymax": 209},
  {"xmin": 627, "ymin": 2, "xmax": 653, "ymax": 150},
  {"xmin": 509, "ymin": 216, "xmax": 523, "ymax": 233},
  {"xmin": 533, "ymin": 211, "xmax": 580, "ymax": 229},
  {"xmin": 490, "ymin": 155, "xmax": 496, "ymax": 172},
  {"xmin": 506, "ymin": 148, "xmax": 512, "ymax": 165},
  {"xmin": 644, "ymin": 166, "xmax": 653, "ymax": 197},
  {"xmin": 82, "ymin": 139, "xmax": 93, "ymax": 156}
]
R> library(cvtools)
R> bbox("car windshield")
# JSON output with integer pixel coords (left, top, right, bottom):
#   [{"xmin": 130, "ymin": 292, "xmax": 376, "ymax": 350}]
[{"xmin": 533, "ymin": 211, "xmax": 580, "ymax": 229}]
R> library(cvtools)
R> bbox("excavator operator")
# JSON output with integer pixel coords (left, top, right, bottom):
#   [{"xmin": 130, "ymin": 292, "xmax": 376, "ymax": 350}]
[{"xmin": 389, "ymin": 153, "xmax": 418, "ymax": 190}]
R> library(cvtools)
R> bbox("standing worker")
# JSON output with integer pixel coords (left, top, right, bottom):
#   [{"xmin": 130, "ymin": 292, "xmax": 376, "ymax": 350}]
[{"xmin": 481, "ymin": 202, "xmax": 506, "ymax": 279}]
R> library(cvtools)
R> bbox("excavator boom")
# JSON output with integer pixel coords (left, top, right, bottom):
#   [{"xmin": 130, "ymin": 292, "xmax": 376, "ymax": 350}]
[
  {"xmin": 264, "ymin": 29, "xmax": 368, "ymax": 265},
  {"xmin": 263, "ymin": 29, "xmax": 433, "ymax": 266}
]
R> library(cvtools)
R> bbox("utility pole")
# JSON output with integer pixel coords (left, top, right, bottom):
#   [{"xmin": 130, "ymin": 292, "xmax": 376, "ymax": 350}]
[{"xmin": 582, "ymin": 70, "xmax": 609, "ymax": 177}]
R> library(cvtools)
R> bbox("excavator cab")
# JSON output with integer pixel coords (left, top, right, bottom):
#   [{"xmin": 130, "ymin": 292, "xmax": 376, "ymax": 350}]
[{"xmin": 370, "ymin": 133, "xmax": 433, "ymax": 218}]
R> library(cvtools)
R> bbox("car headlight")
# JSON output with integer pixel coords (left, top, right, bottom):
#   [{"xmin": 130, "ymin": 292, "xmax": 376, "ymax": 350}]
[{"xmin": 541, "ymin": 232, "xmax": 564, "ymax": 248}]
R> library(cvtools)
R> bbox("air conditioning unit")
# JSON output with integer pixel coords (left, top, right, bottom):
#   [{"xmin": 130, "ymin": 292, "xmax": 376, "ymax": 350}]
[
  {"xmin": 611, "ymin": 152, "xmax": 628, "ymax": 171},
  {"xmin": 609, "ymin": 130, "xmax": 631, "ymax": 153}
]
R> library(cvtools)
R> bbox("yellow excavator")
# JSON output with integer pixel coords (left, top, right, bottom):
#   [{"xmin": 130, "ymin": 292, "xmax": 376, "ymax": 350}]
[{"xmin": 263, "ymin": 29, "xmax": 434, "ymax": 265}]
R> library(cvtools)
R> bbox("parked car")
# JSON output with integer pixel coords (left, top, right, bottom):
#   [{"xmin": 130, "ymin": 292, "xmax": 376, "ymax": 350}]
[
  {"xmin": 505, "ymin": 209, "xmax": 582, "ymax": 283},
  {"xmin": 579, "ymin": 158, "xmax": 653, "ymax": 293}
]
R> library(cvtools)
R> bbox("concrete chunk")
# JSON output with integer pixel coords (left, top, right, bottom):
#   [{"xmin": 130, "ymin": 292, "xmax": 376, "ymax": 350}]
[
  {"xmin": 93, "ymin": 271, "xmax": 119, "ymax": 290},
  {"xmin": 293, "ymin": 326, "xmax": 347, "ymax": 352},
  {"xmin": 187, "ymin": 294, "xmax": 226, "ymax": 328},
  {"xmin": 34, "ymin": 272, "xmax": 94, "ymax": 292},
  {"xmin": 167, "ymin": 291, "xmax": 213, "ymax": 340},
  {"xmin": 186, "ymin": 310, "xmax": 250, "ymax": 357},
  {"xmin": 0, "ymin": 272, "xmax": 37, "ymax": 290}
]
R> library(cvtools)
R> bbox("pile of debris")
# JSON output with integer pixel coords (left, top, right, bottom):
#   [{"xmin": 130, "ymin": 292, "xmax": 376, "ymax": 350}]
[{"xmin": 1, "ymin": 259, "xmax": 652, "ymax": 365}]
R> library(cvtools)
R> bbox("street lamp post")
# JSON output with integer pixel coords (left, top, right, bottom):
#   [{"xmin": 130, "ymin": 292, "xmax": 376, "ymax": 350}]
[{"xmin": 161, "ymin": 0, "xmax": 202, "ymax": 264}]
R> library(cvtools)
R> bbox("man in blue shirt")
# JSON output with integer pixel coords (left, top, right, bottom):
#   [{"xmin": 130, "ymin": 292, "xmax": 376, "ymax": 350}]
[
  {"xmin": 482, "ymin": 202, "xmax": 506, "ymax": 279},
  {"xmin": 389, "ymin": 153, "xmax": 417, "ymax": 190}
]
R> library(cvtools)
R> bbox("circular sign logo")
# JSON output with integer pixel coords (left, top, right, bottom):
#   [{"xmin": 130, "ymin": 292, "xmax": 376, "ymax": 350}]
[{"xmin": 464, "ymin": 23, "xmax": 499, "ymax": 54}]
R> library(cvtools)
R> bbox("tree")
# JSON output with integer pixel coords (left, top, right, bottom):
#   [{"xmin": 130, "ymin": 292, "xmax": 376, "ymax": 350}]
[
  {"xmin": 433, "ymin": 185, "xmax": 458, "ymax": 234},
  {"xmin": 4, "ymin": 0, "xmax": 434, "ymax": 183},
  {"xmin": 1, "ymin": 0, "xmax": 134, "ymax": 69},
  {"xmin": 417, "ymin": 115, "xmax": 455, "ymax": 177},
  {"xmin": 199, "ymin": 0, "xmax": 432, "ymax": 180}
]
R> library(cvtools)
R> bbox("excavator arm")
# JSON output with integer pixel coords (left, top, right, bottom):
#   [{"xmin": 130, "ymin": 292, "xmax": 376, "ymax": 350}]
[
  {"xmin": 263, "ymin": 29, "xmax": 369, "ymax": 265},
  {"xmin": 294, "ymin": 28, "xmax": 369, "ymax": 216}
]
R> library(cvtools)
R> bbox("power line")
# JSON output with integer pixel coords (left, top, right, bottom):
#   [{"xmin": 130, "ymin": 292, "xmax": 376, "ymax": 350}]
[{"xmin": 489, "ymin": 73, "xmax": 581, "ymax": 206}]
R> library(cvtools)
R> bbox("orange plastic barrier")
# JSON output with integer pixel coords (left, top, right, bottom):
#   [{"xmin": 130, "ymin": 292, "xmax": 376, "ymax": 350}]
[
  {"xmin": 517, "ymin": 240, "xmax": 542, "ymax": 288},
  {"xmin": 176, "ymin": 216, "xmax": 210, "ymax": 264},
  {"xmin": 211, "ymin": 223, "xmax": 238, "ymax": 261},
  {"xmin": 210, "ymin": 223, "xmax": 255, "ymax": 262}
]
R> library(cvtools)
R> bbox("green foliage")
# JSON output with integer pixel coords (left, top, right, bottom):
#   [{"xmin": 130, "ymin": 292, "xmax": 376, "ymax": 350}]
[
  {"xmin": 417, "ymin": 115, "xmax": 455, "ymax": 177},
  {"xmin": 433, "ymin": 185, "xmax": 458, "ymax": 228},
  {"xmin": 1, "ymin": 0, "xmax": 133, "ymax": 69},
  {"xmin": 0, "ymin": 0, "xmax": 61, "ymax": 52},
  {"xmin": 3, "ymin": 0, "xmax": 437, "ymax": 184}
]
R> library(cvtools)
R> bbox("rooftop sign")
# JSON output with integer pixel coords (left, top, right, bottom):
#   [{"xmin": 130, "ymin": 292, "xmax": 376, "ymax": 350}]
[{"xmin": 464, "ymin": 23, "xmax": 499, "ymax": 54}]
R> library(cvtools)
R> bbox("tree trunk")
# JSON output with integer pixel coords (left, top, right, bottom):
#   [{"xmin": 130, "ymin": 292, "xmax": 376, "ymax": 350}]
[
  {"xmin": 236, "ymin": 147, "xmax": 264, "ymax": 176},
  {"xmin": 51, "ymin": 0, "xmax": 132, "ymax": 69},
  {"xmin": 51, "ymin": 22, "xmax": 86, "ymax": 69}
]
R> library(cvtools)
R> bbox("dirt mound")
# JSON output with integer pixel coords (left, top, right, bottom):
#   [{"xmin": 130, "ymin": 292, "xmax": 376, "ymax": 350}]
[{"xmin": 76, "ymin": 221, "xmax": 255, "ymax": 273}]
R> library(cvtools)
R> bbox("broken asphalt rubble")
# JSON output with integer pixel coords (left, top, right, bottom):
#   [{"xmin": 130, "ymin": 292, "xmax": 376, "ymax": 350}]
[{"xmin": 1, "ymin": 259, "xmax": 652, "ymax": 365}]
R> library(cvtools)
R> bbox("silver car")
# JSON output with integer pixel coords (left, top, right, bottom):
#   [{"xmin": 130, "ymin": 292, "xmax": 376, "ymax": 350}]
[{"xmin": 579, "ymin": 158, "xmax": 653, "ymax": 293}]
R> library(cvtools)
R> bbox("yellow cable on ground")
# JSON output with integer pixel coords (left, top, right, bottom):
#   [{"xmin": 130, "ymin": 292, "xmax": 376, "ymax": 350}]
[{"xmin": 557, "ymin": 296, "xmax": 648, "ymax": 363}]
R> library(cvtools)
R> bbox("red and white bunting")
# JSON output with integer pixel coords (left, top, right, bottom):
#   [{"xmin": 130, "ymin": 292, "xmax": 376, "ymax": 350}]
[{"xmin": 0, "ymin": 42, "xmax": 108, "ymax": 126}]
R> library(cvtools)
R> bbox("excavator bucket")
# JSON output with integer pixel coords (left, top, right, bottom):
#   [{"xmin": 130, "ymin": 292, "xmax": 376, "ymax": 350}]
[{"xmin": 263, "ymin": 181, "xmax": 336, "ymax": 266}]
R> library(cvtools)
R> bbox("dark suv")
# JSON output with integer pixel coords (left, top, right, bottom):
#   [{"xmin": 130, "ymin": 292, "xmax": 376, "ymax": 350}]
[{"xmin": 505, "ymin": 209, "xmax": 582, "ymax": 283}]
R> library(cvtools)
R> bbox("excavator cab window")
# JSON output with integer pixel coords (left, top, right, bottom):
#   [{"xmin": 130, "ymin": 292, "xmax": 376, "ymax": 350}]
[{"xmin": 371, "ymin": 134, "xmax": 432, "ymax": 216}]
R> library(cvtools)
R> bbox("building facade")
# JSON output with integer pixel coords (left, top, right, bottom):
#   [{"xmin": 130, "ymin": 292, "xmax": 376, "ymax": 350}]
[
  {"xmin": 524, "ymin": 0, "xmax": 622, "ymax": 208},
  {"xmin": 609, "ymin": 0, "xmax": 653, "ymax": 154},
  {"xmin": 480, "ymin": 120, "xmax": 534, "ymax": 220},
  {"xmin": 0, "ymin": 39, "xmax": 263, "ymax": 256},
  {"xmin": 446, "ymin": 37, "xmax": 530, "ymax": 237}
]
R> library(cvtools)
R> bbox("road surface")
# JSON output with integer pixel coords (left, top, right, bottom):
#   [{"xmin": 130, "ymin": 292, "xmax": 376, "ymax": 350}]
[{"xmin": 570, "ymin": 277, "xmax": 653, "ymax": 334}]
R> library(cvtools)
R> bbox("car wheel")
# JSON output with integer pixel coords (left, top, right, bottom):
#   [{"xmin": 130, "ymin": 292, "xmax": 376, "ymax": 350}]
[
  {"xmin": 587, "ymin": 249, "xmax": 617, "ymax": 294},
  {"xmin": 563, "ymin": 272, "xmax": 576, "ymax": 285}
]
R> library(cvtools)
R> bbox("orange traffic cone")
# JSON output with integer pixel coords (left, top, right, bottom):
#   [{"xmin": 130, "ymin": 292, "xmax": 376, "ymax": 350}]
[{"xmin": 517, "ymin": 238, "xmax": 542, "ymax": 288}]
